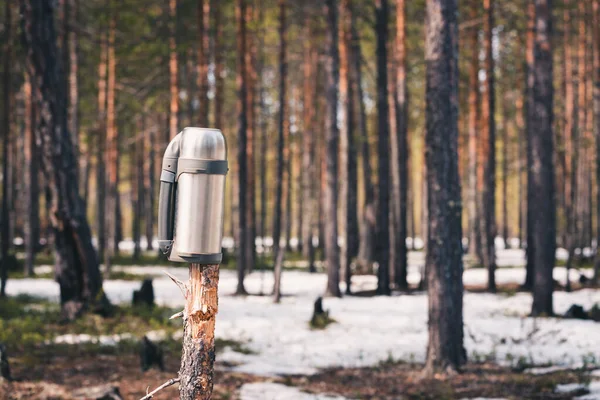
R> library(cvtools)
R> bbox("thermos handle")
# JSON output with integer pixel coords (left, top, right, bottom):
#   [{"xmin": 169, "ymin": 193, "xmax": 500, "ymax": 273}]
[{"xmin": 157, "ymin": 169, "xmax": 177, "ymax": 255}]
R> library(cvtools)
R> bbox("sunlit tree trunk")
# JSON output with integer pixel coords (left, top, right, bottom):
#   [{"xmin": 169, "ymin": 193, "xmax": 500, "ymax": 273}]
[
  {"xmin": 467, "ymin": 4, "xmax": 483, "ymax": 265},
  {"xmin": 213, "ymin": 0, "xmax": 224, "ymax": 130},
  {"xmin": 530, "ymin": 0, "xmax": 556, "ymax": 317},
  {"xmin": 423, "ymin": 0, "xmax": 465, "ymax": 376},
  {"xmin": 104, "ymin": 4, "xmax": 117, "ymax": 275},
  {"xmin": 197, "ymin": 0, "xmax": 210, "ymax": 126}
]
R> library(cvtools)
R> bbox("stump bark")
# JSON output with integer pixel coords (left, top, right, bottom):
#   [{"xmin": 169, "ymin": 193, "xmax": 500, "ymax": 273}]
[{"xmin": 179, "ymin": 264, "xmax": 219, "ymax": 399}]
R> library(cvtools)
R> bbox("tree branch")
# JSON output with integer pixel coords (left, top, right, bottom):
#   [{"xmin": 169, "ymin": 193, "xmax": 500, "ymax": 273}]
[{"xmin": 139, "ymin": 377, "xmax": 180, "ymax": 400}]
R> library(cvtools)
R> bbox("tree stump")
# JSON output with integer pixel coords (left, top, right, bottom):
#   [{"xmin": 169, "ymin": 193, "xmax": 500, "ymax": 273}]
[
  {"xmin": 133, "ymin": 279, "xmax": 155, "ymax": 308},
  {"xmin": 0, "ymin": 343, "xmax": 10, "ymax": 382},
  {"xmin": 564, "ymin": 304, "xmax": 588, "ymax": 320},
  {"xmin": 179, "ymin": 264, "xmax": 219, "ymax": 399},
  {"xmin": 140, "ymin": 336, "xmax": 164, "ymax": 372}
]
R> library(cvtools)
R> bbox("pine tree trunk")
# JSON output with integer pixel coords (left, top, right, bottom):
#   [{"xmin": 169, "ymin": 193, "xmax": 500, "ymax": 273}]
[
  {"xmin": 501, "ymin": 90, "xmax": 509, "ymax": 246},
  {"xmin": 524, "ymin": 1, "xmax": 536, "ymax": 290},
  {"xmin": 375, "ymin": 0, "xmax": 390, "ymax": 296},
  {"xmin": 21, "ymin": 0, "xmax": 109, "ymax": 320},
  {"xmin": 351, "ymin": 17, "xmax": 375, "ymax": 270},
  {"xmin": 467, "ymin": 0, "xmax": 481, "ymax": 263},
  {"xmin": 423, "ymin": 0, "xmax": 465, "ymax": 376},
  {"xmin": 322, "ymin": 0, "xmax": 341, "ymax": 297},
  {"xmin": 96, "ymin": 28, "xmax": 107, "ymax": 262},
  {"xmin": 67, "ymin": 0, "xmax": 79, "ymax": 184},
  {"xmin": 515, "ymin": 82, "xmax": 525, "ymax": 249},
  {"xmin": 258, "ymin": 3, "xmax": 268, "ymax": 243},
  {"xmin": 145, "ymin": 119, "xmax": 155, "ymax": 251},
  {"xmin": 23, "ymin": 71, "xmax": 40, "ymax": 277},
  {"xmin": 245, "ymin": 2, "xmax": 256, "ymax": 271},
  {"xmin": 104, "ymin": 5, "xmax": 117, "ymax": 275},
  {"xmin": 273, "ymin": 0, "xmax": 287, "ymax": 301},
  {"xmin": 197, "ymin": 0, "xmax": 210, "ymax": 127},
  {"xmin": 235, "ymin": 0, "xmax": 249, "ymax": 295},
  {"xmin": 339, "ymin": 0, "xmax": 354, "ymax": 291},
  {"xmin": 393, "ymin": 0, "xmax": 408, "ymax": 290},
  {"xmin": 285, "ymin": 108, "xmax": 292, "ymax": 252},
  {"xmin": 565, "ymin": 0, "xmax": 579, "ymax": 292},
  {"xmin": 179, "ymin": 264, "xmax": 219, "ymax": 399},
  {"xmin": 132, "ymin": 118, "xmax": 144, "ymax": 261},
  {"xmin": 530, "ymin": 0, "xmax": 556, "ymax": 317},
  {"xmin": 301, "ymin": 16, "xmax": 316, "ymax": 263},
  {"xmin": 481, "ymin": 0, "xmax": 497, "ymax": 292},
  {"xmin": 169, "ymin": 0, "xmax": 178, "ymax": 139},
  {"xmin": 213, "ymin": 0, "xmax": 224, "ymax": 131},
  {"xmin": 0, "ymin": 0, "xmax": 14, "ymax": 296},
  {"xmin": 593, "ymin": 0, "xmax": 600, "ymax": 286}
]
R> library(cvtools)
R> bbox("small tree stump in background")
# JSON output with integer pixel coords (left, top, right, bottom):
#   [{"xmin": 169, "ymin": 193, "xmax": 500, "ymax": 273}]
[
  {"xmin": 140, "ymin": 336, "xmax": 164, "ymax": 372},
  {"xmin": 179, "ymin": 264, "xmax": 219, "ymax": 399},
  {"xmin": 133, "ymin": 279, "xmax": 155, "ymax": 308},
  {"xmin": 0, "ymin": 343, "xmax": 11, "ymax": 381},
  {"xmin": 564, "ymin": 304, "xmax": 588, "ymax": 320},
  {"xmin": 310, "ymin": 297, "xmax": 334, "ymax": 329}
]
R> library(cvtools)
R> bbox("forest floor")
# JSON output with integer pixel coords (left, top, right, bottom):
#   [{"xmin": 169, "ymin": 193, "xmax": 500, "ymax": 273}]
[{"xmin": 1, "ymin": 248, "xmax": 600, "ymax": 399}]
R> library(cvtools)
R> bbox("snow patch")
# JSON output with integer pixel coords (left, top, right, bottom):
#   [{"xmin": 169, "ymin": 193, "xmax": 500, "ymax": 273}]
[{"xmin": 239, "ymin": 382, "xmax": 347, "ymax": 400}]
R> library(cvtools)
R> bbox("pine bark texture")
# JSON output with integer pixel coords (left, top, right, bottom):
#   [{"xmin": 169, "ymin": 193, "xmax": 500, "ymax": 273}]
[
  {"xmin": 21, "ymin": 0, "xmax": 108, "ymax": 320},
  {"xmin": 423, "ymin": 0, "xmax": 465, "ymax": 376},
  {"xmin": 530, "ymin": 0, "xmax": 556, "ymax": 317},
  {"xmin": 179, "ymin": 264, "xmax": 219, "ymax": 399},
  {"xmin": 324, "ymin": 0, "xmax": 341, "ymax": 298}
]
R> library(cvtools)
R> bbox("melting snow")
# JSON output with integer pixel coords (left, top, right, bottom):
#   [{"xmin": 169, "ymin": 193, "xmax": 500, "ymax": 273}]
[{"xmin": 5, "ymin": 259, "xmax": 600, "ymax": 377}]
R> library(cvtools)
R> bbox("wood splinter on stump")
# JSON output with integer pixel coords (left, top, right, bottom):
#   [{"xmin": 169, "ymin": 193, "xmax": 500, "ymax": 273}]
[{"xmin": 178, "ymin": 263, "xmax": 219, "ymax": 399}]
